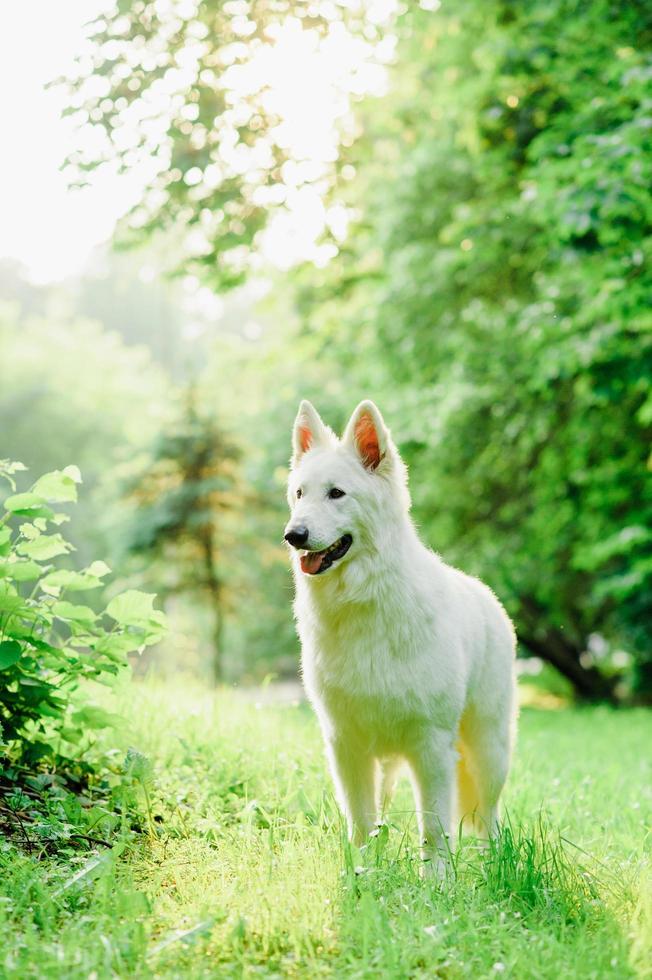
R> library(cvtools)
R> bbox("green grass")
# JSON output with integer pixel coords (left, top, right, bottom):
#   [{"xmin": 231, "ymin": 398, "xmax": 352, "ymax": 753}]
[{"xmin": 1, "ymin": 681, "xmax": 650, "ymax": 978}]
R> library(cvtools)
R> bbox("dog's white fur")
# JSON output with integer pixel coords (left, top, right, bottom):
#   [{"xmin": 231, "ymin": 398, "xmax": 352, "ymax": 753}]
[{"xmin": 285, "ymin": 399, "xmax": 517, "ymax": 873}]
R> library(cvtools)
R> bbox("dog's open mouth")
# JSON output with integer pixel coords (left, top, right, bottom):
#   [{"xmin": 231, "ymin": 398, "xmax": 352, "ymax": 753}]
[{"xmin": 300, "ymin": 534, "xmax": 352, "ymax": 575}]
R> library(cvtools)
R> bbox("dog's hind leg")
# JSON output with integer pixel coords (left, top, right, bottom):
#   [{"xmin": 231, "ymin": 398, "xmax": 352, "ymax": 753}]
[{"xmin": 458, "ymin": 708, "xmax": 512, "ymax": 839}]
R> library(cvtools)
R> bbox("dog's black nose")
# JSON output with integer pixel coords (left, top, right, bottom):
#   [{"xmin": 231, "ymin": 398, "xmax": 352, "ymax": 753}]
[{"xmin": 285, "ymin": 526, "xmax": 309, "ymax": 548}]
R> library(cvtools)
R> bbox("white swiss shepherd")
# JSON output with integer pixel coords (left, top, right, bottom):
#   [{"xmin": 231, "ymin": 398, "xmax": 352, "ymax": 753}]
[{"xmin": 285, "ymin": 399, "xmax": 517, "ymax": 874}]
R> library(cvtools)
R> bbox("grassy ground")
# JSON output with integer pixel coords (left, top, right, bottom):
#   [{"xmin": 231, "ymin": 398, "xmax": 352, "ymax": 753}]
[{"xmin": 1, "ymin": 681, "xmax": 650, "ymax": 979}]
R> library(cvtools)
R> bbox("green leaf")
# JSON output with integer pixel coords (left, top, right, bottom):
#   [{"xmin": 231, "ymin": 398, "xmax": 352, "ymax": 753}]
[
  {"xmin": 40, "ymin": 570, "xmax": 103, "ymax": 593},
  {"xmin": 0, "ymin": 590, "xmax": 27, "ymax": 615},
  {"xmin": 18, "ymin": 523, "xmax": 41, "ymax": 540},
  {"xmin": 3, "ymin": 493, "xmax": 54, "ymax": 519},
  {"xmin": 94, "ymin": 632, "xmax": 144, "ymax": 660},
  {"xmin": 18, "ymin": 534, "xmax": 73, "ymax": 561},
  {"xmin": 0, "ymin": 640, "xmax": 21, "ymax": 669},
  {"xmin": 72, "ymin": 705, "xmax": 120, "ymax": 729},
  {"xmin": 62, "ymin": 465, "xmax": 82, "ymax": 484},
  {"xmin": 106, "ymin": 590, "xmax": 157, "ymax": 626},
  {"xmin": 141, "ymin": 614, "xmax": 167, "ymax": 645},
  {"xmin": 85, "ymin": 560, "xmax": 111, "ymax": 578},
  {"xmin": 53, "ymin": 601, "xmax": 98, "ymax": 626},
  {"xmin": 0, "ymin": 559, "xmax": 43, "ymax": 582},
  {"xmin": 31, "ymin": 469, "xmax": 79, "ymax": 503},
  {"xmin": 51, "ymin": 513, "xmax": 71, "ymax": 526}
]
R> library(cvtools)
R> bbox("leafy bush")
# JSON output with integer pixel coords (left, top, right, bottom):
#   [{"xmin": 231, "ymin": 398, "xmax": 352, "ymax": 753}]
[
  {"xmin": 298, "ymin": 0, "xmax": 652, "ymax": 700},
  {"xmin": 0, "ymin": 459, "xmax": 165, "ymax": 793}
]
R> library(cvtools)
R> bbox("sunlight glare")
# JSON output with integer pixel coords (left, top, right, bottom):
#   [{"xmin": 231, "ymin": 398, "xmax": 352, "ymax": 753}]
[{"xmin": 0, "ymin": 0, "xmax": 396, "ymax": 282}]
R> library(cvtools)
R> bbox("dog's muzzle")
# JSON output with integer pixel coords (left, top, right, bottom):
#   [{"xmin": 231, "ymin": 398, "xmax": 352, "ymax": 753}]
[{"xmin": 299, "ymin": 534, "xmax": 353, "ymax": 575}]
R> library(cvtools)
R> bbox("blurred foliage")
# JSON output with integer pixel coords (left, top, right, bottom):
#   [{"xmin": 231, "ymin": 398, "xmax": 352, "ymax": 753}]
[
  {"xmin": 61, "ymin": 0, "xmax": 382, "ymax": 288},
  {"xmin": 0, "ymin": 459, "xmax": 165, "ymax": 807},
  {"xmin": 296, "ymin": 0, "xmax": 652, "ymax": 697},
  {"xmin": 0, "ymin": 298, "xmax": 170, "ymax": 568},
  {"xmin": 4, "ymin": 0, "xmax": 649, "ymax": 700},
  {"xmin": 118, "ymin": 389, "xmax": 242, "ymax": 681}
]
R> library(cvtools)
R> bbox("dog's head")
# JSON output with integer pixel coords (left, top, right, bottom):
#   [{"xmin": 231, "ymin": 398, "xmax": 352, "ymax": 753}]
[{"xmin": 285, "ymin": 400, "xmax": 410, "ymax": 577}]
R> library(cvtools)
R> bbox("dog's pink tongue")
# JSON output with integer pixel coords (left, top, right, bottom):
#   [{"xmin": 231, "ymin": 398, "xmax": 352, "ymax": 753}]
[{"xmin": 300, "ymin": 551, "xmax": 323, "ymax": 574}]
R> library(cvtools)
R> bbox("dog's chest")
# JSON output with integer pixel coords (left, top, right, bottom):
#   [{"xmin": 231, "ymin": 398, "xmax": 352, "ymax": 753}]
[
  {"xmin": 301, "ymin": 596, "xmax": 459, "ymax": 739},
  {"xmin": 310, "ymin": 599, "xmax": 410, "ymax": 683}
]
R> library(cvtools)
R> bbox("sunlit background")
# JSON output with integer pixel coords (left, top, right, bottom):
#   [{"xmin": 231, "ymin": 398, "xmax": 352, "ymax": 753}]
[
  {"xmin": 1, "ymin": 5, "xmax": 650, "ymax": 971},
  {"xmin": 0, "ymin": 0, "xmax": 394, "ymax": 281},
  {"xmin": 1, "ymin": 0, "xmax": 649, "ymax": 703}
]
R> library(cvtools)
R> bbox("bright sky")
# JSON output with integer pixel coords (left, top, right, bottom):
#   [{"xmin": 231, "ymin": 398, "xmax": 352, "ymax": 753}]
[
  {"xmin": 0, "ymin": 1, "xmax": 134, "ymax": 282},
  {"xmin": 0, "ymin": 0, "xmax": 395, "ymax": 284}
]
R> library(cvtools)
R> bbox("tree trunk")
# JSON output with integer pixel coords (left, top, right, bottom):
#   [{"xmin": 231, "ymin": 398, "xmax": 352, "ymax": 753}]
[
  {"xmin": 518, "ymin": 628, "xmax": 617, "ymax": 702},
  {"xmin": 201, "ymin": 528, "xmax": 223, "ymax": 685}
]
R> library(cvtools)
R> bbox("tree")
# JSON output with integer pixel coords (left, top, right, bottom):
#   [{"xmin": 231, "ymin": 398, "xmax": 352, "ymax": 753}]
[
  {"xmin": 121, "ymin": 389, "xmax": 241, "ymax": 682},
  {"xmin": 295, "ymin": 0, "xmax": 652, "ymax": 699},
  {"xmin": 60, "ymin": 0, "xmax": 385, "ymax": 288}
]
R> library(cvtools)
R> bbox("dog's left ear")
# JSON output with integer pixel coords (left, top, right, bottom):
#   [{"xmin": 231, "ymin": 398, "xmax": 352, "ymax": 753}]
[{"xmin": 343, "ymin": 400, "xmax": 392, "ymax": 471}]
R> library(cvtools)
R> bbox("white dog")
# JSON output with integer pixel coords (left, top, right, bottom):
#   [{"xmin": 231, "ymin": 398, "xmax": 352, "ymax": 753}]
[{"xmin": 285, "ymin": 399, "xmax": 517, "ymax": 874}]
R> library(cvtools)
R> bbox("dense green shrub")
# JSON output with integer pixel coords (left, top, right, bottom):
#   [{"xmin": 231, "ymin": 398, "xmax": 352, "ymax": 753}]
[
  {"xmin": 0, "ymin": 459, "xmax": 165, "ymax": 791},
  {"xmin": 297, "ymin": 0, "xmax": 652, "ymax": 699}
]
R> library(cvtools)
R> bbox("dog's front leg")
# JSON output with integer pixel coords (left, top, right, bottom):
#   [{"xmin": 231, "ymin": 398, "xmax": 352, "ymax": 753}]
[
  {"xmin": 326, "ymin": 737, "xmax": 376, "ymax": 847},
  {"xmin": 407, "ymin": 729, "xmax": 456, "ymax": 878}
]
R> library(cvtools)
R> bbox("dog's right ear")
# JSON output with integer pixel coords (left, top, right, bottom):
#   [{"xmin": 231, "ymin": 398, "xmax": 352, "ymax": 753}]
[{"xmin": 291, "ymin": 400, "xmax": 333, "ymax": 465}]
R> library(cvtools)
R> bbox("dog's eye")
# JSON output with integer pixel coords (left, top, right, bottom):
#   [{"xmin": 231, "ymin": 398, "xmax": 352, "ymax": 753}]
[
  {"xmin": 296, "ymin": 488, "xmax": 303, "ymax": 499},
  {"xmin": 328, "ymin": 487, "xmax": 345, "ymax": 499}
]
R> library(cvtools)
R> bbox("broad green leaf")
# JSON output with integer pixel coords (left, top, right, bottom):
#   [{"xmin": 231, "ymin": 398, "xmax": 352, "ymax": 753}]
[
  {"xmin": 0, "ymin": 640, "xmax": 21, "ymax": 669},
  {"xmin": 94, "ymin": 632, "xmax": 144, "ymax": 659},
  {"xmin": 85, "ymin": 560, "xmax": 111, "ymax": 578},
  {"xmin": 53, "ymin": 601, "xmax": 97, "ymax": 626},
  {"xmin": 39, "ymin": 581, "xmax": 61, "ymax": 597},
  {"xmin": 18, "ymin": 678, "xmax": 56, "ymax": 703},
  {"xmin": 3, "ymin": 493, "xmax": 53, "ymax": 519},
  {"xmin": 1, "ymin": 559, "xmax": 42, "ymax": 582},
  {"xmin": 40, "ymin": 569, "xmax": 103, "ymax": 592},
  {"xmin": 0, "ymin": 592, "xmax": 27, "ymax": 615},
  {"xmin": 51, "ymin": 513, "xmax": 71, "ymax": 526},
  {"xmin": 31, "ymin": 470, "xmax": 79, "ymax": 503},
  {"xmin": 62, "ymin": 465, "xmax": 82, "ymax": 484},
  {"xmin": 106, "ymin": 590, "xmax": 157, "ymax": 626},
  {"xmin": 72, "ymin": 705, "xmax": 120, "ymax": 729},
  {"xmin": 18, "ymin": 534, "xmax": 73, "ymax": 561},
  {"xmin": 18, "ymin": 523, "xmax": 41, "ymax": 540}
]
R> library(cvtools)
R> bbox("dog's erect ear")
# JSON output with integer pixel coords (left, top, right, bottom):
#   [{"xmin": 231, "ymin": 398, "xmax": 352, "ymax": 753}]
[
  {"xmin": 292, "ymin": 400, "xmax": 332, "ymax": 465},
  {"xmin": 343, "ymin": 400, "xmax": 390, "ymax": 471}
]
